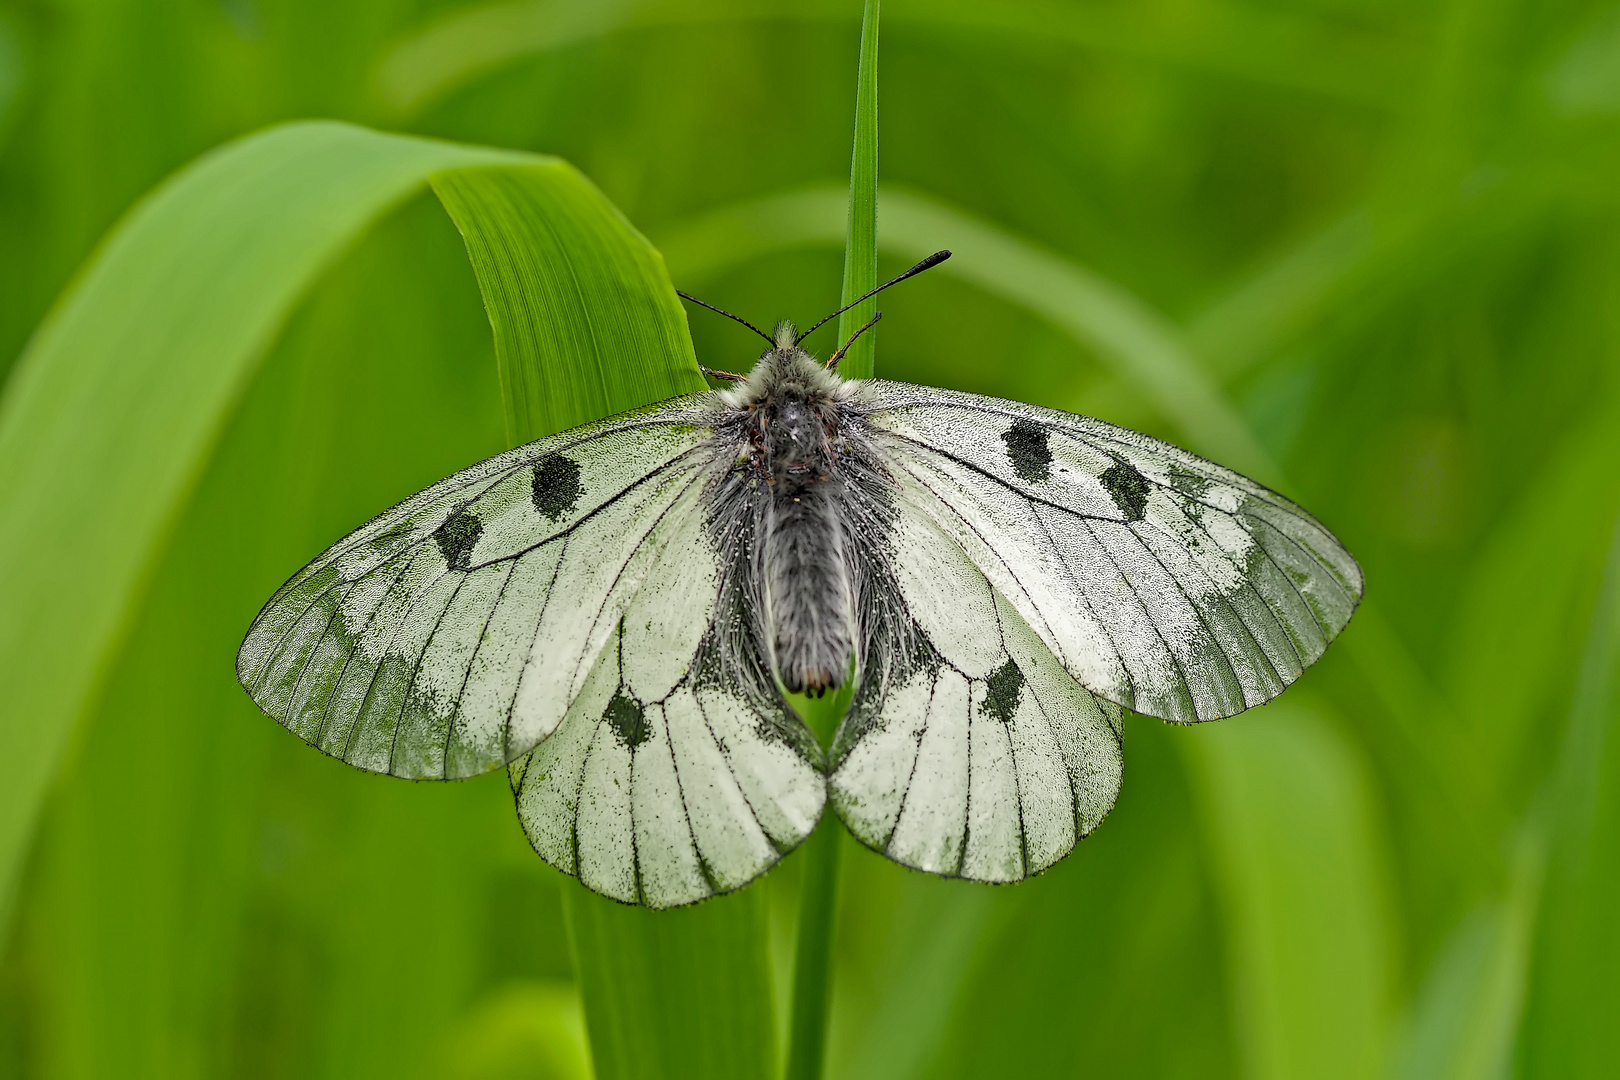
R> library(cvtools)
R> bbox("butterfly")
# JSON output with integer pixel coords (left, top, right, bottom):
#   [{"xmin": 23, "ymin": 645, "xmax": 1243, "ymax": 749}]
[{"xmin": 237, "ymin": 251, "xmax": 1361, "ymax": 908}]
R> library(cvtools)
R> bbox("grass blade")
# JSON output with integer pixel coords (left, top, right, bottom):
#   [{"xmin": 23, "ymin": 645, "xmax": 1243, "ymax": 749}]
[
  {"xmin": 432, "ymin": 164, "xmax": 704, "ymax": 445},
  {"xmin": 0, "ymin": 121, "xmax": 533, "ymax": 930},
  {"xmin": 833, "ymin": 0, "xmax": 881, "ymax": 381},
  {"xmin": 434, "ymin": 162, "xmax": 770, "ymax": 1080},
  {"xmin": 1520, "ymin": 515, "xmax": 1620, "ymax": 1076},
  {"xmin": 1182, "ymin": 701, "xmax": 1397, "ymax": 1080}
]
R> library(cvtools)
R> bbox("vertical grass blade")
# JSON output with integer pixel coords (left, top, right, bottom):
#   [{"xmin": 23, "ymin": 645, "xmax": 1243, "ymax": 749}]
[
  {"xmin": 788, "ymin": 6, "xmax": 880, "ymax": 1075},
  {"xmin": 1520, "ymin": 516, "xmax": 1620, "ymax": 1077},
  {"xmin": 565, "ymin": 888, "xmax": 776, "ymax": 1080},
  {"xmin": 834, "ymin": 0, "xmax": 881, "ymax": 381},
  {"xmin": 434, "ymin": 163, "xmax": 772, "ymax": 1080},
  {"xmin": 1183, "ymin": 701, "xmax": 1396, "ymax": 1080},
  {"xmin": 0, "ymin": 121, "xmax": 533, "ymax": 931}
]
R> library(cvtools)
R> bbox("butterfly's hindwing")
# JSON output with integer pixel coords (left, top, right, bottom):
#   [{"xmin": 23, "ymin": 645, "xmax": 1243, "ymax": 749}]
[
  {"xmin": 859, "ymin": 381, "xmax": 1362, "ymax": 723},
  {"xmin": 830, "ymin": 496, "xmax": 1123, "ymax": 883},
  {"xmin": 236, "ymin": 399, "xmax": 733, "ymax": 779},
  {"xmin": 510, "ymin": 620, "xmax": 826, "ymax": 908}
]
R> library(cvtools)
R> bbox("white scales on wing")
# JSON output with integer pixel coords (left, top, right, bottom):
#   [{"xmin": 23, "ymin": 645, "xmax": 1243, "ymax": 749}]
[{"xmin": 238, "ymin": 251, "xmax": 1361, "ymax": 908}]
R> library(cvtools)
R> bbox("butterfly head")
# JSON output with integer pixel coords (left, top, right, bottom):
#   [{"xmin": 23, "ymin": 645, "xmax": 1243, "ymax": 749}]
[{"xmin": 722, "ymin": 333, "xmax": 852, "ymax": 409}]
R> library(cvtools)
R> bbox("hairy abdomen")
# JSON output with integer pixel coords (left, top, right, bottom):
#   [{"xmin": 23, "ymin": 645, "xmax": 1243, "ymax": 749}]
[{"xmin": 764, "ymin": 488, "xmax": 854, "ymax": 695}]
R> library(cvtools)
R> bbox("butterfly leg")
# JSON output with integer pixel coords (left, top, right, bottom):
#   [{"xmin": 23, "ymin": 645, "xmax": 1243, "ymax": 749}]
[{"xmin": 701, "ymin": 365, "xmax": 748, "ymax": 383}]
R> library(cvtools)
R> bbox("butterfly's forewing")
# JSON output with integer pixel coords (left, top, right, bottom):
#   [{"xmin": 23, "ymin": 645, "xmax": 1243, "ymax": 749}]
[
  {"xmin": 236, "ymin": 396, "xmax": 734, "ymax": 780},
  {"xmin": 830, "ymin": 494, "xmax": 1123, "ymax": 883},
  {"xmin": 508, "ymin": 487, "xmax": 826, "ymax": 906},
  {"xmin": 859, "ymin": 382, "xmax": 1362, "ymax": 724}
]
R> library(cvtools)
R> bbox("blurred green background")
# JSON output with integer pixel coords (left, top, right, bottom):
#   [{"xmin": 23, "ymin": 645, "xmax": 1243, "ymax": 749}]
[{"xmin": 3, "ymin": 0, "xmax": 1620, "ymax": 1077}]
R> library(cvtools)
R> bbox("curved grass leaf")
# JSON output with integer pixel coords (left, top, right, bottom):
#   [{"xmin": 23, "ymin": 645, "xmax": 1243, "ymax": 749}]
[
  {"xmin": 432, "ymin": 163, "xmax": 704, "ymax": 444},
  {"xmin": 0, "ymin": 121, "xmax": 535, "ymax": 927},
  {"xmin": 436, "ymin": 145, "xmax": 770, "ymax": 1080}
]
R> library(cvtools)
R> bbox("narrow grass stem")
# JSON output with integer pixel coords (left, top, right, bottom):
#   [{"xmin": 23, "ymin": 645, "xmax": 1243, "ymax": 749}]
[{"xmin": 785, "ymin": 816, "xmax": 843, "ymax": 1080}]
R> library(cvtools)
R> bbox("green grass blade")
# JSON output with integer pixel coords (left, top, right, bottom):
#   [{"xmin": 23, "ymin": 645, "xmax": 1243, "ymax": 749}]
[
  {"xmin": 565, "ymin": 886, "xmax": 776, "ymax": 1080},
  {"xmin": 1182, "ymin": 701, "xmax": 1397, "ymax": 1080},
  {"xmin": 833, "ymin": 0, "xmax": 881, "ymax": 381},
  {"xmin": 1520, "ymin": 517, "xmax": 1620, "ymax": 1076},
  {"xmin": 434, "ymin": 162, "xmax": 767, "ymax": 1080},
  {"xmin": 0, "ymin": 121, "xmax": 533, "ymax": 930},
  {"xmin": 432, "ymin": 164, "xmax": 704, "ymax": 445}
]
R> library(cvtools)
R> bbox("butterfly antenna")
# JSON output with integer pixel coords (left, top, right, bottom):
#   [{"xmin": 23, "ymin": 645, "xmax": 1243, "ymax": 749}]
[
  {"xmin": 795, "ymin": 250, "xmax": 952, "ymax": 345},
  {"xmin": 826, "ymin": 311, "xmax": 883, "ymax": 370},
  {"xmin": 676, "ymin": 291, "xmax": 776, "ymax": 346}
]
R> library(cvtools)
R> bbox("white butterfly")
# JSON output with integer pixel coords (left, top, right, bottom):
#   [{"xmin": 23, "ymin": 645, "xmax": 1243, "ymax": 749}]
[{"xmin": 238, "ymin": 253, "xmax": 1361, "ymax": 908}]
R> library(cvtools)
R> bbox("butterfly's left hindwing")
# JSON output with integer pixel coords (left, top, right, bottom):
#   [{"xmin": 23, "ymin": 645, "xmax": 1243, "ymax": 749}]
[
  {"xmin": 830, "ymin": 495, "xmax": 1123, "ymax": 883},
  {"xmin": 504, "ymin": 472, "xmax": 826, "ymax": 908},
  {"xmin": 508, "ymin": 510, "xmax": 828, "ymax": 906}
]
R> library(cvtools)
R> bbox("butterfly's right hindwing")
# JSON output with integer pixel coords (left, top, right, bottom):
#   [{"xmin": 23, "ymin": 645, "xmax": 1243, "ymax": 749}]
[
  {"xmin": 829, "ymin": 494, "xmax": 1123, "ymax": 883},
  {"xmin": 236, "ymin": 398, "xmax": 732, "ymax": 780}
]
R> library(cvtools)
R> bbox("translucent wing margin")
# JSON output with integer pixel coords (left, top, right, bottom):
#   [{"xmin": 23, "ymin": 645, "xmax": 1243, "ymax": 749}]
[
  {"xmin": 859, "ymin": 381, "xmax": 1363, "ymax": 724},
  {"xmin": 830, "ymin": 495, "xmax": 1123, "ymax": 882},
  {"xmin": 236, "ymin": 396, "xmax": 732, "ymax": 779}
]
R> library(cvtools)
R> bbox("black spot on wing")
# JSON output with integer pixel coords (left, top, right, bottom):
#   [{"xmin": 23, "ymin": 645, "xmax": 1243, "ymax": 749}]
[
  {"xmin": 532, "ymin": 454, "xmax": 584, "ymax": 521},
  {"xmin": 1001, "ymin": 418, "xmax": 1052, "ymax": 482},
  {"xmin": 604, "ymin": 689, "xmax": 649, "ymax": 748},
  {"xmin": 1101, "ymin": 459, "xmax": 1151, "ymax": 521},
  {"xmin": 433, "ymin": 509, "xmax": 482, "ymax": 570},
  {"xmin": 980, "ymin": 658, "xmax": 1024, "ymax": 724}
]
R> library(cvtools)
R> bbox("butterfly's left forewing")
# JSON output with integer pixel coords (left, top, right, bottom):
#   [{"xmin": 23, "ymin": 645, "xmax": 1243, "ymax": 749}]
[
  {"xmin": 237, "ymin": 397, "xmax": 737, "ymax": 780},
  {"xmin": 857, "ymin": 381, "xmax": 1362, "ymax": 725},
  {"xmin": 829, "ymin": 493, "xmax": 1122, "ymax": 883}
]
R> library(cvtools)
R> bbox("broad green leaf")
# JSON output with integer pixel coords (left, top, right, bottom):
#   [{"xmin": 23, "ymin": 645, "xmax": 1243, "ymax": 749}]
[
  {"xmin": 1182, "ymin": 700, "xmax": 1397, "ymax": 1080},
  {"xmin": 0, "ymin": 121, "xmax": 535, "ymax": 928},
  {"xmin": 1391, "ymin": 837, "xmax": 1538, "ymax": 1080},
  {"xmin": 432, "ymin": 164, "xmax": 703, "ymax": 444},
  {"xmin": 21, "ymin": 184, "xmax": 529, "ymax": 1080},
  {"xmin": 564, "ymin": 884, "xmax": 775, "ymax": 1080},
  {"xmin": 436, "ymin": 157, "xmax": 768, "ymax": 1080}
]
